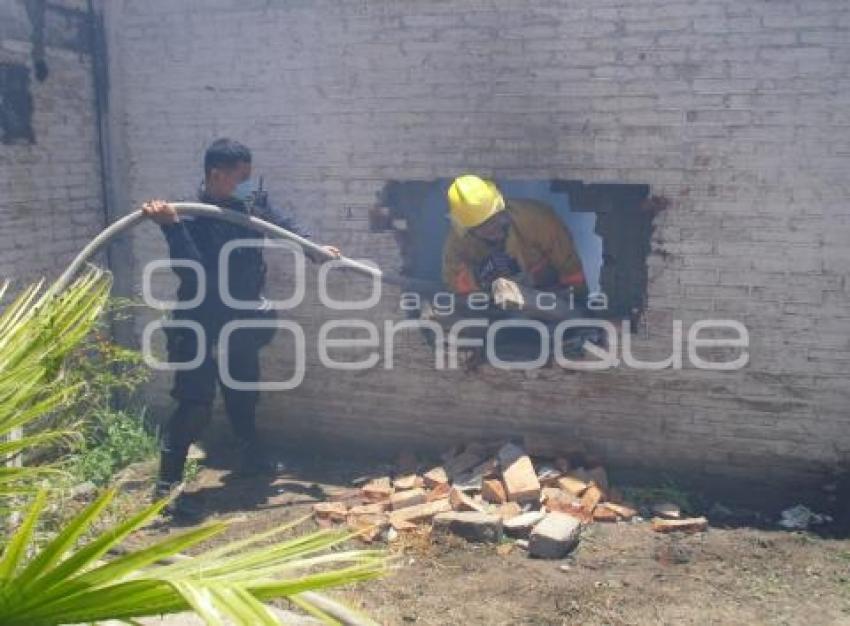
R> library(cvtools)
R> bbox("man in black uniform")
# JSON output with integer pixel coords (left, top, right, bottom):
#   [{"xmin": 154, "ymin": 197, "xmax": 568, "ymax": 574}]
[{"xmin": 142, "ymin": 138, "xmax": 339, "ymax": 512}]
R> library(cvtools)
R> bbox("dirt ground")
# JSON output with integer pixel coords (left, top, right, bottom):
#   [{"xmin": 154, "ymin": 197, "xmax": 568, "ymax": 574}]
[{"xmin": 131, "ymin": 446, "xmax": 850, "ymax": 626}]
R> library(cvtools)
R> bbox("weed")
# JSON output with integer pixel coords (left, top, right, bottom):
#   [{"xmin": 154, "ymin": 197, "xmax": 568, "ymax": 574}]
[
  {"xmin": 621, "ymin": 481, "xmax": 696, "ymax": 513},
  {"xmin": 184, "ymin": 457, "xmax": 201, "ymax": 483},
  {"xmin": 60, "ymin": 299, "xmax": 158, "ymax": 485},
  {"xmin": 69, "ymin": 407, "xmax": 158, "ymax": 485}
]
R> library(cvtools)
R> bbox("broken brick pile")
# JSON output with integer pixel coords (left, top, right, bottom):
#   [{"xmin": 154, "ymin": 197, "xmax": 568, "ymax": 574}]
[{"xmin": 312, "ymin": 442, "xmax": 708, "ymax": 559}]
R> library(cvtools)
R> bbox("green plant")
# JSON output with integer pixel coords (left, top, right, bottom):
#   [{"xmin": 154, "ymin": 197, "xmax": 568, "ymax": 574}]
[
  {"xmin": 69, "ymin": 407, "xmax": 158, "ymax": 485},
  {"xmin": 0, "ymin": 489, "xmax": 385, "ymax": 626},
  {"xmin": 62, "ymin": 299, "xmax": 149, "ymax": 419},
  {"xmin": 0, "ymin": 270, "xmax": 388, "ymax": 624},
  {"xmin": 59, "ymin": 299, "xmax": 159, "ymax": 485},
  {"xmin": 184, "ymin": 456, "xmax": 201, "ymax": 483},
  {"xmin": 621, "ymin": 481, "xmax": 695, "ymax": 513},
  {"xmin": 0, "ymin": 270, "xmax": 112, "ymax": 494}
]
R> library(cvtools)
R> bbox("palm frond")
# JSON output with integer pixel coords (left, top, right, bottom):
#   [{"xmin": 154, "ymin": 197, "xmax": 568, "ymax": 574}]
[
  {"xmin": 0, "ymin": 268, "xmax": 111, "ymax": 492},
  {"xmin": 0, "ymin": 269, "xmax": 388, "ymax": 625},
  {"xmin": 0, "ymin": 489, "xmax": 386, "ymax": 626}
]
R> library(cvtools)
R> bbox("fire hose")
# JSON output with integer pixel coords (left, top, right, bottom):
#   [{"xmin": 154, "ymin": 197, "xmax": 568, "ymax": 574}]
[{"xmin": 51, "ymin": 202, "xmax": 390, "ymax": 296}]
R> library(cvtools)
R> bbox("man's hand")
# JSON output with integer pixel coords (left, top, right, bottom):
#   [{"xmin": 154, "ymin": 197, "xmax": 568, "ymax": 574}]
[
  {"xmin": 320, "ymin": 245, "xmax": 341, "ymax": 260},
  {"xmin": 141, "ymin": 199, "xmax": 179, "ymax": 225},
  {"xmin": 306, "ymin": 245, "xmax": 341, "ymax": 264}
]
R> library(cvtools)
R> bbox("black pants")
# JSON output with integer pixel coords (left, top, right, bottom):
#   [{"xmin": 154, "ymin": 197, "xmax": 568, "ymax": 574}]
[{"xmin": 158, "ymin": 309, "xmax": 275, "ymax": 483}]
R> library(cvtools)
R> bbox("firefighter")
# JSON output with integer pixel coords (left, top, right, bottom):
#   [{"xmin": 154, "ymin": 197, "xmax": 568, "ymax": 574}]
[
  {"xmin": 142, "ymin": 138, "xmax": 340, "ymax": 517},
  {"xmin": 442, "ymin": 174, "xmax": 586, "ymax": 296}
]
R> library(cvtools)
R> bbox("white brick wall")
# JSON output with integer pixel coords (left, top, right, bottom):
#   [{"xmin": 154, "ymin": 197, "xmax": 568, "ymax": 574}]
[
  {"xmin": 101, "ymin": 0, "xmax": 850, "ymax": 485},
  {"xmin": 0, "ymin": 0, "xmax": 104, "ymax": 289}
]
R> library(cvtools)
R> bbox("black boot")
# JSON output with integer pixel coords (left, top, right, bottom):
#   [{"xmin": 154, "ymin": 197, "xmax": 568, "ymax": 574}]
[
  {"xmin": 153, "ymin": 448, "xmax": 203, "ymax": 522},
  {"xmin": 157, "ymin": 446, "xmax": 187, "ymax": 486},
  {"xmin": 234, "ymin": 437, "xmax": 279, "ymax": 476},
  {"xmin": 152, "ymin": 481, "xmax": 204, "ymax": 523}
]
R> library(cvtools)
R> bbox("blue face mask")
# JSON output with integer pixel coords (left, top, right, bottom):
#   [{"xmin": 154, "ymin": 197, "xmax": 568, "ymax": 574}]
[{"xmin": 232, "ymin": 179, "xmax": 257, "ymax": 203}]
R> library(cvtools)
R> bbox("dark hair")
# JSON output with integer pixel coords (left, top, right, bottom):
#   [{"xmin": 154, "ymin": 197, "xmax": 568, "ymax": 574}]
[{"xmin": 204, "ymin": 138, "xmax": 252, "ymax": 176}]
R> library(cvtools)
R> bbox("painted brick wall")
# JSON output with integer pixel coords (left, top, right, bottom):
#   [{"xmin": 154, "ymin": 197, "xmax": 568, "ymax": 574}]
[
  {"xmin": 0, "ymin": 0, "xmax": 104, "ymax": 288},
  {"xmin": 101, "ymin": 0, "xmax": 850, "ymax": 485}
]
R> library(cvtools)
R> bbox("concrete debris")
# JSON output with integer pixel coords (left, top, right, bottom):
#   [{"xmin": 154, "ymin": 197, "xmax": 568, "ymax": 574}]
[
  {"xmin": 390, "ymin": 518, "xmax": 419, "ymax": 531},
  {"xmin": 452, "ymin": 475, "xmax": 484, "ymax": 492},
  {"xmin": 423, "ymin": 466, "xmax": 449, "ymax": 488},
  {"xmin": 433, "ymin": 511, "xmax": 503, "ymax": 543},
  {"xmin": 557, "ymin": 475, "xmax": 589, "ymax": 497},
  {"xmin": 313, "ymin": 501, "xmax": 348, "ymax": 522},
  {"xmin": 496, "ymin": 501, "xmax": 523, "ymax": 520},
  {"xmin": 498, "ymin": 443, "xmax": 541, "ymax": 504},
  {"xmin": 580, "ymin": 484, "xmax": 604, "ymax": 519},
  {"xmin": 348, "ymin": 502, "xmax": 388, "ymax": 516},
  {"xmin": 449, "ymin": 487, "xmax": 487, "ymax": 513},
  {"xmin": 362, "ymin": 477, "xmax": 393, "ymax": 501},
  {"xmin": 592, "ymin": 504, "xmax": 620, "ymax": 522},
  {"xmin": 426, "ymin": 482, "xmax": 451, "ymax": 501},
  {"xmin": 327, "ymin": 488, "xmax": 364, "ymax": 504},
  {"xmin": 529, "ymin": 512, "xmax": 581, "ymax": 559},
  {"xmin": 390, "ymin": 487, "xmax": 427, "ymax": 510},
  {"xmin": 452, "ymin": 457, "xmax": 498, "ymax": 491},
  {"xmin": 651, "ymin": 516, "xmax": 709, "ymax": 533},
  {"xmin": 388, "ymin": 498, "xmax": 452, "ymax": 526},
  {"xmin": 482, "ymin": 478, "xmax": 508, "ymax": 504},
  {"xmin": 536, "ymin": 465, "xmax": 562, "ymax": 486},
  {"xmin": 503, "ymin": 510, "xmax": 546, "ymax": 538},
  {"xmin": 393, "ymin": 474, "xmax": 421, "ymax": 490},
  {"xmin": 778, "ymin": 504, "xmax": 831, "ymax": 530},
  {"xmin": 652, "ymin": 502, "xmax": 682, "ymax": 519},
  {"xmin": 600, "ymin": 502, "xmax": 637, "ymax": 521},
  {"xmin": 309, "ymin": 440, "xmax": 706, "ymax": 561},
  {"xmin": 541, "ymin": 487, "xmax": 582, "ymax": 519},
  {"xmin": 347, "ymin": 513, "xmax": 388, "ymax": 542}
]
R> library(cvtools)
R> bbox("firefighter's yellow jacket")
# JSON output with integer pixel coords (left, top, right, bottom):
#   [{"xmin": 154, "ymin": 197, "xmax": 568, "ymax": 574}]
[{"xmin": 442, "ymin": 199, "xmax": 585, "ymax": 294}]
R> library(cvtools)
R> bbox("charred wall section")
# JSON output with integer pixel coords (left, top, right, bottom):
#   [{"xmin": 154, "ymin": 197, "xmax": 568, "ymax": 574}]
[{"xmin": 0, "ymin": 0, "xmax": 104, "ymax": 287}]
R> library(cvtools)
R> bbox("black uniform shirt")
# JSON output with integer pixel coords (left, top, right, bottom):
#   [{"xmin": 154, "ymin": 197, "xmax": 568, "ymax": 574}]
[{"xmin": 160, "ymin": 187, "xmax": 312, "ymax": 319}]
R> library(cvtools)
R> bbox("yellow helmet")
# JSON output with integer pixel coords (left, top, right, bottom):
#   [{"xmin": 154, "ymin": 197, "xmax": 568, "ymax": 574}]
[{"xmin": 447, "ymin": 175, "xmax": 505, "ymax": 232}]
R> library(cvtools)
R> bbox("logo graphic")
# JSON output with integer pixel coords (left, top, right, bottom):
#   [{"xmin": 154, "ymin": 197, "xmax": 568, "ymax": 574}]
[{"xmin": 142, "ymin": 241, "xmax": 750, "ymax": 389}]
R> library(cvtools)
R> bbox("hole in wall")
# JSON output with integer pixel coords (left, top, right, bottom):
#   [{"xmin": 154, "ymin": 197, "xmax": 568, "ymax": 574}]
[{"xmin": 374, "ymin": 178, "xmax": 660, "ymax": 366}]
